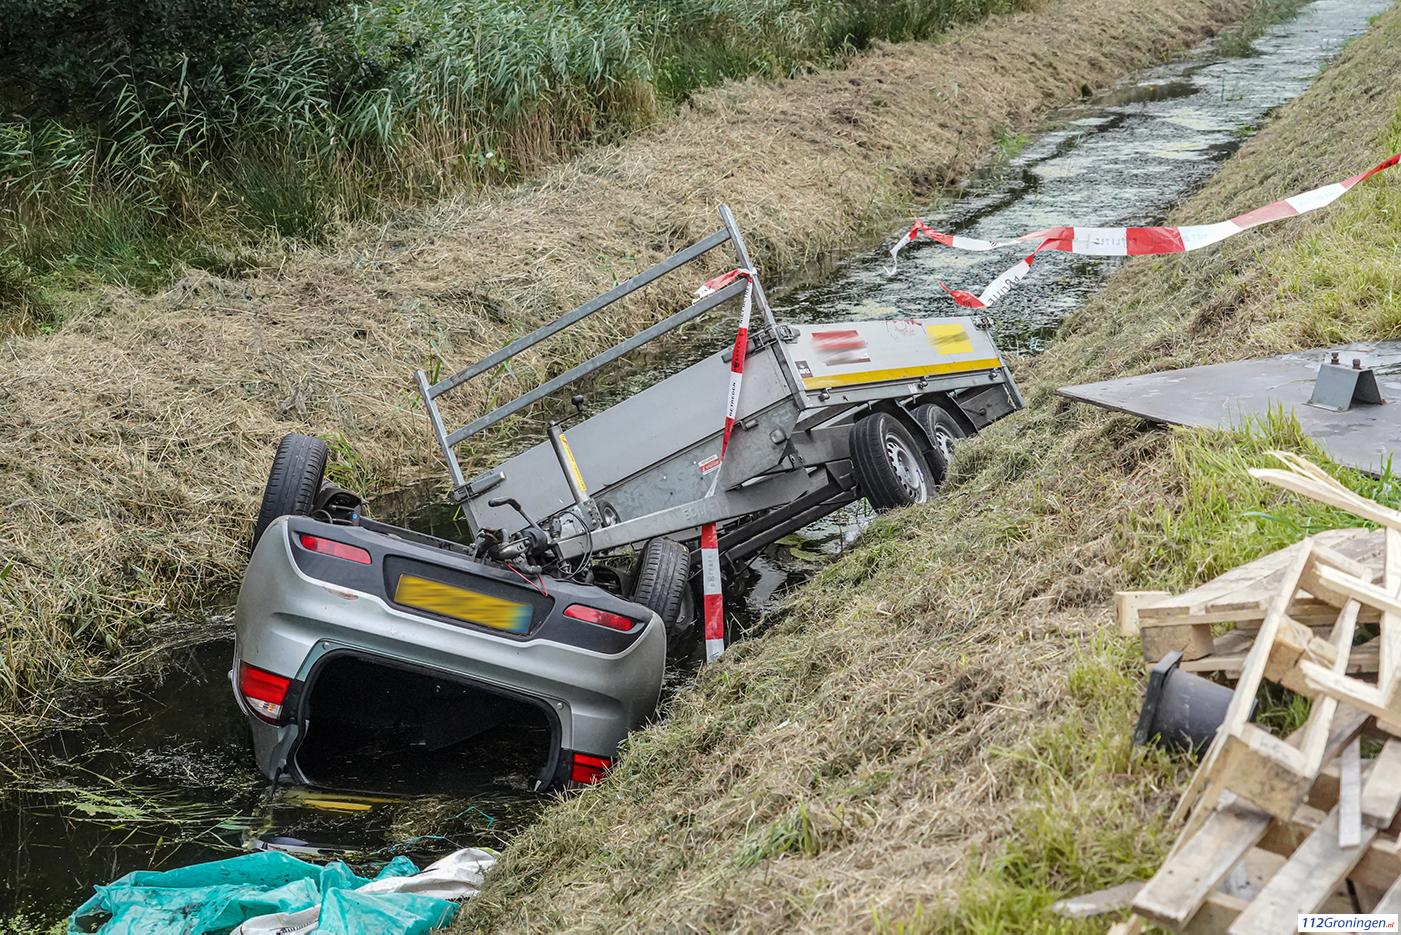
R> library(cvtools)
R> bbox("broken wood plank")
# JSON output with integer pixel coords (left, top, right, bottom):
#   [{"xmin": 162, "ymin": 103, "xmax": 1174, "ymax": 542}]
[
  {"xmin": 1255, "ymin": 755, "xmax": 1401, "ymax": 896},
  {"xmin": 1214, "ymin": 729, "xmax": 1317, "ymax": 820},
  {"xmin": 1310, "ymin": 564, "xmax": 1401, "ymax": 620},
  {"xmin": 1116, "ymin": 591, "xmax": 1171, "ymax": 638},
  {"xmin": 1339, "ymin": 739, "xmax": 1362, "ymax": 849},
  {"xmin": 1250, "ymin": 461, "xmax": 1401, "ymax": 533},
  {"xmin": 1134, "ymin": 796, "xmax": 1271, "ymax": 928},
  {"xmin": 1141, "ymin": 623, "xmax": 1217, "ymax": 663},
  {"xmin": 1181, "ymin": 637, "xmax": 1379, "ymax": 680},
  {"xmin": 1371, "ymin": 873, "xmax": 1401, "ymax": 914},
  {"xmin": 1138, "ymin": 545, "xmax": 1305, "ymax": 623},
  {"xmin": 1264, "ymin": 616, "xmax": 1338, "ymax": 696},
  {"xmin": 1182, "ymin": 892, "xmax": 1248, "ymax": 934},
  {"xmin": 1260, "ymin": 808, "xmax": 1401, "ymax": 896},
  {"xmin": 1362, "ymin": 740, "xmax": 1401, "ymax": 827},
  {"xmin": 1051, "ymin": 881, "xmax": 1143, "ymax": 919},
  {"xmin": 1228, "ymin": 804, "xmax": 1378, "ymax": 933},
  {"xmin": 1139, "ymin": 530, "xmax": 1379, "ymax": 627},
  {"xmin": 1189, "ymin": 545, "xmax": 1338, "ymax": 822}
]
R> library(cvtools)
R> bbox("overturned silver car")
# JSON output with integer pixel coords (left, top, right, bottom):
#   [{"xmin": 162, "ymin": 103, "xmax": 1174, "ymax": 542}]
[{"xmin": 232, "ymin": 206, "xmax": 1023, "ymax": 790}]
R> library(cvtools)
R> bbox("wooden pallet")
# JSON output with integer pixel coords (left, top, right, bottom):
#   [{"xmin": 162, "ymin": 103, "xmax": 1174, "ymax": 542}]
[
  {"xmin": 1130, "ymin": 737, "xmax": 1401, "ymax": 933},
  {"xmin": 1117, "ymin": 527, "xmax": 1382, "ymax": 674},
  {"xmin": 1116, "ymin": 453, "xmax": 1401, "ymax": 933}
]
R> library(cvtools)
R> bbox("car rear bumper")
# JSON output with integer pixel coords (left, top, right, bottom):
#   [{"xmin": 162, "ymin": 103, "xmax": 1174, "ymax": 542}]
[{"xmin": 233, "ymin": 516, "xmax": 666, "ymax": 787}]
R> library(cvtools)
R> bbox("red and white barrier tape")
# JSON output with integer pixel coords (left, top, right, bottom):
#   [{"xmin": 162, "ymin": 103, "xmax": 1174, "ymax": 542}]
[
  {"xmin": 887, "ymin": 152, "xmax": 1401, "ymax": 309},
  {"xmin": 700, "ymin": 523, "xmax": 724, "ymax": 662},
  {"xmin": 693, "ymin": 266, "xmax": 757, "ymax": 662}
]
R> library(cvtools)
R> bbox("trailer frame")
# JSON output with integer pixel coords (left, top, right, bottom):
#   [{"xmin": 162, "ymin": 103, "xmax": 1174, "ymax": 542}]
[{"xmin": 415, "ymin": 205, "xmax": 1024, "ymax": 569}]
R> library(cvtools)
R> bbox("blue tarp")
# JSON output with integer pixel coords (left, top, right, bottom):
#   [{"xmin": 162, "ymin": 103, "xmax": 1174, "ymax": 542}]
[{"xmin": 68, "ymin": 850, "xmax": 457, "ymax": 935}]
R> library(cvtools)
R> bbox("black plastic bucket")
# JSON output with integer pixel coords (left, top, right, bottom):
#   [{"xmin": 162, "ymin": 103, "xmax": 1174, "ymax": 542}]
[{"xmin": 1132, "ymin": 650, "xmax": 1249, "ymax": 755}]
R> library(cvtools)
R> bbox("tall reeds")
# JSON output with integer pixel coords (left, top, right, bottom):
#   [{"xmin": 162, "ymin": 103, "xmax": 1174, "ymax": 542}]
[{"xmin": 0, "ymin": 0, "xmax": 1024, "ymax": 316}]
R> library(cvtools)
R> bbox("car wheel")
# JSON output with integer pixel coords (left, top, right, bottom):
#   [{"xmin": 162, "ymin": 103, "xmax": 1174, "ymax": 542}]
[
  {"xmin": 913, "ymin": 403, "xmax": 965, "ymax": 487},
  {"xmin": 631, "ymin": 537, "xmax": 693, "ymax": 640},
  {"xmin": 850, "ymin": 412, "xmax": 931, "ymax": 511},
  {"xmin": 252, "ymin": 433, "xmax": 329, "ymax": 548}
]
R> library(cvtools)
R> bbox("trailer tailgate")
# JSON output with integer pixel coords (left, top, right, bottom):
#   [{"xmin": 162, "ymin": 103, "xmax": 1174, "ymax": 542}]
[{"xmin": 779, "ymin": 316, "xmax": 1004, "ymax": 393}]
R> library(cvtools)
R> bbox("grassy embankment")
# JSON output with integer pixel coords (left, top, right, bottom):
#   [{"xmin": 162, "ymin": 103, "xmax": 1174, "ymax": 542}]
[
  {"xmin": 0, "ymin": 0, "xmax": 1030, "ymax": 323},
  {"xmin": 457, "ymin": 5, "xmax": 1401, "ymax": 932},
  {"xmin": 0, "ymin": 0, "xmax": 1258, "ymax": 726}
]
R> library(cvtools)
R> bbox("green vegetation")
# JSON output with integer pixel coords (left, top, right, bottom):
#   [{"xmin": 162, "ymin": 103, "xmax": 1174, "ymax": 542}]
[
  {"xmin": 0, "ymin": 0, "xmax": 1027, "ymax": 319},
  {"xmin": 1125, "ymin": 410, "xmax": 1399, "ymax": 594},
  {"xmin": 946, "ymin": 636, "xmax": 1182, "ymax": 934}
]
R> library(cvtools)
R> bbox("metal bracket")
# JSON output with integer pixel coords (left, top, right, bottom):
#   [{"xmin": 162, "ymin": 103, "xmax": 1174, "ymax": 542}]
[{"xmin": 1308, "ymin": 353, "xmax": 1386, "ymax": 412}]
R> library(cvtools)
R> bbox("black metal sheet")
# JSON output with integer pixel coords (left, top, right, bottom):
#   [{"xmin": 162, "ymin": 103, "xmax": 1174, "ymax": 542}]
[{"xmin": 1057, "ymin": 342, "xmax": 1401, "ymax": 475}]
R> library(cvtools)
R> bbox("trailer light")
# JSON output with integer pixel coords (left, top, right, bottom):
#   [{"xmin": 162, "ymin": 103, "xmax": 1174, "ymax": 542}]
[
  {"xmin": 239, "ymin": 662, "xmax": 292, "ymax": 723},
  {"xmin": 570, "ymin": 752, "xmax": 613, "ymax": 784},
  {"xmin": 562, "ymin": 604, "xmax": 636, "ymax": 632},
  {"xmin": 297, "ymin": 533, "xmax": 371, "ymax": 565}
]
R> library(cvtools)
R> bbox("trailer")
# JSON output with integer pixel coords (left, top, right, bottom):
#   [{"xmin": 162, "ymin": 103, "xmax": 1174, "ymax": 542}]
[
  {"xmin": 232, "ymin": 206, "xmax": 1023, "ymax": 790},
  {"xmin": 417, "ymin": 204, "xmax": 1023, "ymax": 568}
]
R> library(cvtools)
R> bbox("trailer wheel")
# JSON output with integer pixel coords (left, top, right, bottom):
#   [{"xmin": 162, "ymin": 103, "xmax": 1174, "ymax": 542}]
[
  {"xmin": 913, "ymin": 403, "xmax": 965, "ymax": 487},
  {"xmin": 252, "ymin": 433, "xmax": 329, "ymax": 548},
  {"xmin": 850, "ymin": 412, "xmax": 931, "ymax": 510},
  {"xmin": 631, "ymin": 537, "xmax": 693, "ymax": 640}
]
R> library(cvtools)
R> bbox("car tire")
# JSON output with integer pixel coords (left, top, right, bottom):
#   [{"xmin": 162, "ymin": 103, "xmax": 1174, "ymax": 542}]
[
  {"xmin": 913, "ymin": 403, "xmax": 964, "ymax": 487},
  {"xmin": 631, "ymin": 537, "xmax": 693, "ymax": 639},
  {"xmin": 252, "ymin": 433, "xmax": 329, "ymax": 548},
  {"xmin": 850, "ymin": 412, "xmax": 932, "ymax": 511}
]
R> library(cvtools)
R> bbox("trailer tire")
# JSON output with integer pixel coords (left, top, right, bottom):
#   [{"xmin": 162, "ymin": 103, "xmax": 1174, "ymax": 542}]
[
  {"xmin": 632, "ymin": 537, "xmax": 693, "ymax": 640},
  {"xmin": 850, "ymin": 412, "xmax": 931, "ymax": 511},
  {"xmin": 252, "ymin": 433, "xmax": 329, "ymax": 549},
  {"xmin": 913, "ymin": 403, "xmax": 964, "ymax": 487}
]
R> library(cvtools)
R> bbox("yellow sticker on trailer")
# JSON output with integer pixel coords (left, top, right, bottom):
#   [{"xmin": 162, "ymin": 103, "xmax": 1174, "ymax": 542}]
[
  {"xmin": 926, "ymin": 323, "xmax": 974, "ymax": 355},
  {"xmin": 394, "ymin": 574, "xmax": 533, "ymax": 633}
]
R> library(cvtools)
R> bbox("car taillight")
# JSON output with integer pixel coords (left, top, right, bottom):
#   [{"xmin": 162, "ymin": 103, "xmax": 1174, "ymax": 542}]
[
  {"xmin": 562, "ymin": 604, "xmax": 636, "ymax": 632},
  {"xmin": 570, "ymin": 752, "xmax": 612, "ymax": 784},
  {"xmin": 297, "ymin": 533, "xmax": 371, "ymax": 565},
  {"xmin": 239, "ymin": 662, "xmax": 292, "ymax": 723}
]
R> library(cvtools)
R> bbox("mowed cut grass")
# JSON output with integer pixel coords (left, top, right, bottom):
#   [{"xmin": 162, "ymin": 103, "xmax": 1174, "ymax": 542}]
[
  {"xmin": 0, "ymin": 0, "xmax": 1258, "ymax": 725},
  {"xmin": 456, "ymin": 5, "xmax": 1401, "ymax": 932}
]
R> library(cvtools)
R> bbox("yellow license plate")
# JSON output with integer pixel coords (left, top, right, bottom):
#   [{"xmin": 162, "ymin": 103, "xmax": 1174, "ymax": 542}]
[{"xmin": 394, "ymin": 574, "xmax": 533, "ymax": 634}]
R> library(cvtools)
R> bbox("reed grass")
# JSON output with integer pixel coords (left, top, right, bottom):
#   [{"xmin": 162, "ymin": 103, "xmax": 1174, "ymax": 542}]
[{"xmin": 0, "ymin": 0, "xmax": 1028, "ymax": 319}]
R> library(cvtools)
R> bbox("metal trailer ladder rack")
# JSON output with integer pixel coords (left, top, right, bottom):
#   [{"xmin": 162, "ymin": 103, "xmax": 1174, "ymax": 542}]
[
  {"xmin": 417, "ymin": 205, "xmax": 786, "ymax": 498},
  {"xmin": 416, "ymin": 205, "xmax": 1024, "ymax": 565}
]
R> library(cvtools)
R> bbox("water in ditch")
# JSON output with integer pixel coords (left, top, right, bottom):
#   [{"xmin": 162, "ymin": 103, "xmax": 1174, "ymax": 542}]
[
  {"xmin": 779, "ymin": 0, "xmax": 1388, "ymax": 355},
  {"xmin": 0, "ymin": 0, "xmax": 1387, "ymax": 925}
]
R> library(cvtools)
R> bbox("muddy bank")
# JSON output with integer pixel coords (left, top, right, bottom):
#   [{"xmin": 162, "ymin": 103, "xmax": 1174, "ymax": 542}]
[
  {"xmin": 0, "ymin": 0, "xmax": 1261, "ymax": 721},
  {"xmin": 458, "ymin": 3, "xmax": 1401, "ymax": 931}
]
